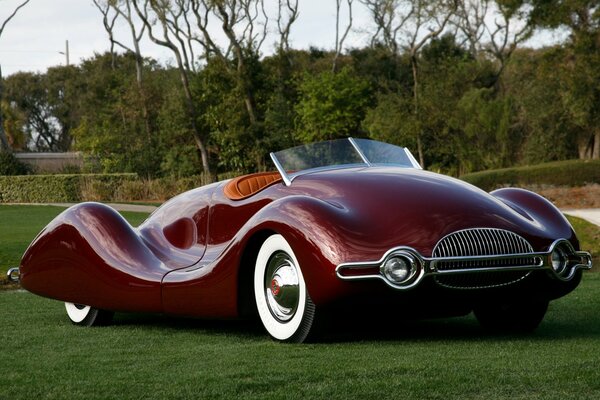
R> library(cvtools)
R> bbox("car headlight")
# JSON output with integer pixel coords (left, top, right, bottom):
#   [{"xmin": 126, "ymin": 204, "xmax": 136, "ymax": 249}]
[
  {"xmin": 551, "ymin": 247, "xmax": 568, "ymax": 275},
  {"xmin": 381, "ymin": 255, "xmax": 416, "ymax": 284}
]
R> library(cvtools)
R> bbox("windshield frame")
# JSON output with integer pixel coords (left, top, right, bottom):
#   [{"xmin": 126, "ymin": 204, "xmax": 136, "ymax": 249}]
[{"xmin": 270, "ymin": 138, "xmax": 422, "ymax": 186}]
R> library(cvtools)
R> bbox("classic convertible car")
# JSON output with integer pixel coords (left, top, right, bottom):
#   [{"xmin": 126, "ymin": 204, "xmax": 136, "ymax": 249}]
[{"xmin": 10, "ymin": 138, "xmax": 592, "ymax": 342}]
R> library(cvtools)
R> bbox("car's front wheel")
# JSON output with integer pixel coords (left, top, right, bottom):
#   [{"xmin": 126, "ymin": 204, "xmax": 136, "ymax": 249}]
[
  {"xmin": 65, "ymin": 302, "xmax": 114, "ymax": 326},
  {"xmin": 254, "ymin": 234, "xmax": 316, "ymax": 342},
  {"xmin": 474, "ymin": 300, "xmax": 549, "ymax": 333}
]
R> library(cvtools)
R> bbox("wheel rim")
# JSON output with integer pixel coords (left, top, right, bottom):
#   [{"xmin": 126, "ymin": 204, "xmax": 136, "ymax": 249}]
[
  {"xmin": 264, "ymin": 251, "xmax": 300, "ymax": 322},
  {"xmin": 254, "ymin": 234, "xmax": 309, "ymax": 341},
  {"xmin": 65, "ymin": 302, "xmax": 91, "ymax": 323}
]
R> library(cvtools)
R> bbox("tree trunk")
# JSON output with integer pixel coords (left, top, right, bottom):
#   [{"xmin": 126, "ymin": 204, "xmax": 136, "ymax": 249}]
[
  {"xmin": 0, "ymin": 65, "xmax": 12, "ymax": 152},
  {"xmin": 411, "ymin": 55, "xmax": 424, "ymax": 168},
  {"xmin": 578, "ymin": 132, "xmax": 594, "ymax": 159},
  {"xmin": 593, "ymin": 130, "xmax": 600, "ymax": 160},
  {"xmin": 175, "ymin": 62, "xmax": 211, "ymax": 174}
]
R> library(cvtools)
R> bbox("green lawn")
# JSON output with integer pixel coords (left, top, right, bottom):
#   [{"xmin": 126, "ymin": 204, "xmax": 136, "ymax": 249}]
[
  {"xmin": 0, "ymin": 275, "xmax": 599, "ymax": 399},
  {"xmin": 0, "ymin": 205, "xmax": 599, "ymax": 399}
]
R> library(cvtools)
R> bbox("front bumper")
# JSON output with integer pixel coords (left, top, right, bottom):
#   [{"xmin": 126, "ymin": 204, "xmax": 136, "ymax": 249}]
[{"xmin": 336, "ymin": 239, "xmax": 592, "ymax": 290}]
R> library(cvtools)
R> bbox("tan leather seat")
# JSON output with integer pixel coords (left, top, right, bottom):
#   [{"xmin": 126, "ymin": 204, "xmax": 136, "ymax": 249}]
[{"xmin": 224, "ymin": 171, "xmax": 282, "ymax": 201}]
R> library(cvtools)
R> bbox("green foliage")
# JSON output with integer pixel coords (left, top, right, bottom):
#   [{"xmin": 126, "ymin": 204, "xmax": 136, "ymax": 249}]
[
  {"xmin": 363, "ymin": 92, "xmax": 417, "ymax": 150},
  {"xmin": 453, "ymin": 88, "xmax": 516, "ymax": 173},
  {"xmin": 0, "ymin": 173, "xmax": 137, "ymax": 202},
  {"xmin": 295, "ymin": 67, "xmax": 371, "ymax": 142},
  {"xmin": 460, "ymin": 159, "xmax": 600, "ymax": 191},
  {"xmin": 0, "ymin": 152, "xmax": 31, "ymax": 175},
  {"xmin": 3, "ymin": 21, "xmax": 600, "ymax": 177},
  {"xmin": 70, "ymin": 53, "xmax": 169, "ymax": 178}
]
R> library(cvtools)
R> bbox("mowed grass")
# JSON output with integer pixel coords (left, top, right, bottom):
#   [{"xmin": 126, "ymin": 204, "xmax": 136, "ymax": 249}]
[
  {"xmin": 0, "ymin": 276, "xmax": 599, "ymax": 399},
  {"xmin": 0, "ymin": 205, "xmax": 599, "ymax": 399}
]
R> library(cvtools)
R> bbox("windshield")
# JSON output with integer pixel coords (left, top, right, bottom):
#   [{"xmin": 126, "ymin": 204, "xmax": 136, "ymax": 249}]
[{"xmin": 270, "ymin": 138, "xmax": 420, "ymax": 185}]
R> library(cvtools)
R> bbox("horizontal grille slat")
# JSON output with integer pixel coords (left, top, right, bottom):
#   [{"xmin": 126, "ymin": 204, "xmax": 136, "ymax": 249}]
[{"xmin": 432, "ymin": 228, "xmax": 535, "ymax": 289}]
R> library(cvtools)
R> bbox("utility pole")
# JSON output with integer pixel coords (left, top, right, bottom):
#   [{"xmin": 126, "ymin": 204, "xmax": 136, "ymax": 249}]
[{"xmin": 60, "ymin": 40, "xmax": 70, "ymax": 66}]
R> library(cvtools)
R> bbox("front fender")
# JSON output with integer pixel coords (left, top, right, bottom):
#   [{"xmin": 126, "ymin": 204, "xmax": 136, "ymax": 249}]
[
  {"xmin": 161, "ymin": 195, "xmax": 370, "ymax": 315},
  {"xmin": 246, "ymin": 196, "xmax": 369, "ymax": 305},
  {"xmin": 491, "ymin": 188, "xmax": 579, "ymax": 250}
]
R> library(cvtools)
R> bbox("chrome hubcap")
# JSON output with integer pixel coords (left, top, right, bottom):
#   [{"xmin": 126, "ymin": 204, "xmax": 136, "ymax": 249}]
[{"xmin": 265, "ymin": 251, "xmax": 300, "ymax": 322}]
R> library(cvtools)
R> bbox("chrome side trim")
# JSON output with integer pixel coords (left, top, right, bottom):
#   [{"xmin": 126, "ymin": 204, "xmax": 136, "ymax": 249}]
[
  {"xmin": 270, "ymin": 152, "xmax": 292, "ymax": 187},
  {"xmin": 7, "ymin": 267, "xmax": 20, "ymax": 283},
  {"xmin": 335, "ymin": 239, "xmax": 592, "ymax": 290},
  {"xmin": 348, "ymin": 137, "xmax": 372, "ymax": 166}
]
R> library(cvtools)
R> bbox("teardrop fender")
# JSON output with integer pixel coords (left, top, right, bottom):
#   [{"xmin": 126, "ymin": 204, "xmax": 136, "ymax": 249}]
[
  {"xmin": 19, "ymin": 202, "xmax": 170, "ymax": 312},
  {"xmin": 491, "ymin": 188, "xmax": 578, "ymax": 249}
]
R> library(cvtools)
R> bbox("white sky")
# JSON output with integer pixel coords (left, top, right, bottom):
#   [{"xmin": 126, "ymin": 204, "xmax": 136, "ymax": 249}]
[
  {"xmin": 0, "ymin": 0, "xmax": 373, "ymax": 76},
  {"xmin": 0, "ymin": 0, "xmax": 565, "ymax": 77}
]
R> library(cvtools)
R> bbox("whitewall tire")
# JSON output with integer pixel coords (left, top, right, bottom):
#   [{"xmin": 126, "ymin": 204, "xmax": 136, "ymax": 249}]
[
  {"xmin": 254, "ymin": 234, "xmax": 316, "ymax": 342},
  {"xmin": 65, "ymin": 302, "xmax": 114, "ymax": 326}
]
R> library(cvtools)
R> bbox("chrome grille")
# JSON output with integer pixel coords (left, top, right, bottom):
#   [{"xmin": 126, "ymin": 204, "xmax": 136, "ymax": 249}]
[{"xmin": 432, "ymin": 228, "xmax": 535, "ymax": 289}]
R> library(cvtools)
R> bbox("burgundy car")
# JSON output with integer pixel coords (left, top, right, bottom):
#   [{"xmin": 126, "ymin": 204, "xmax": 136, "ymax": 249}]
[{"xmin": 10, "ymin": 138, "xmax": 593, "ymax": 342}]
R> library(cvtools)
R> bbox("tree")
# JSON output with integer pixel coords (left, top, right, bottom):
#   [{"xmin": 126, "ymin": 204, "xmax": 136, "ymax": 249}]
[
  {"xmin": 132, "ymin": 0, "xmax": 211, "ymax": 173},
  {"xmin": 333, "ymin": 0, "xmax": 354, "ymax": 72},
  {"xmin": 454, "ymin": 0, "xmax": 534, "ymax": 87},
  {"xmin": 527, "ymin": 0, "xmax": 600, "ymax": 159},
  {"xmin": 94, "ymin": 0, "xmax": 153, "ymax": 144},
  {"xmin": 361, "ymin": 0, "xmax": 457, "ymax": 167},
  {"xmin": 0, "ymin": 0, "xmax": 31, "ymax": 152},
  {"xmin": 295, "ymin": 67, "xmax": 371, "ymax": 142},
  {"xmin": 4, "ymin": 70, "xmax": 78, "ymax": 151},
  {"xmin": 405, "ymin": 0, "xmax": 457, "ymax": 167}
]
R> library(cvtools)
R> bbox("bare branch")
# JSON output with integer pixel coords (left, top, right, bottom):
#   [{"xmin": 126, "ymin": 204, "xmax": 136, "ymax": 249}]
[
  {"xmin": 277, "ymin": 0, "xmax": 299, "ymax": 54},
  {"xmin": 0, "ymin": 0, "xmax": 30, "ymax": 38},
  {"xmin": 333, "ymin": 0, "xmax": 354, "ymax": 72}
]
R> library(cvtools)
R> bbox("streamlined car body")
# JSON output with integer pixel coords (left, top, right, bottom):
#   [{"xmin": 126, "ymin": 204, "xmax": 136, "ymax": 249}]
[{"xmin": 13, "ymin": 138, "xmax": 592, "ymax": 342}]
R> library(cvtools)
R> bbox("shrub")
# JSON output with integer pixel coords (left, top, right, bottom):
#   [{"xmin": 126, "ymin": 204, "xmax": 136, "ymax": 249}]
[
  {"xmin": 0, "ymin": 152, "xmax": 31, "ymax": 175},
  {"xmin": 461, "ymin": 159, "xmax": 600, "ymax": 191},
  {"xmin": 0, "ymin": 171, "xmax": 241, "ymax": 203},
  {"xmin": 0, "ymin": 174, "xmax": 137, "ymax": 203}
]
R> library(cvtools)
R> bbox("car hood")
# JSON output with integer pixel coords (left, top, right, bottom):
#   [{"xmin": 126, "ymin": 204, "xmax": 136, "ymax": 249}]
[{"xmin": 289, "ymin": 166, "xmax": 571, "ymax": 257}]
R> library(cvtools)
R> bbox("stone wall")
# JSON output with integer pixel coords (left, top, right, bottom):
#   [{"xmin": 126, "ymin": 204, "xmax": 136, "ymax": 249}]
[{"xmin": 14, "ymin": 152, "xmax": 83, "ymax": 173}]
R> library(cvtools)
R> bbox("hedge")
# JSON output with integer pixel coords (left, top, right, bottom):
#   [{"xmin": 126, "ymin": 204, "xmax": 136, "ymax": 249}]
[
  {"xmin": 0, "ymin": 172, "xmax": 242, "ymax": 203},
  {"xmin": 0, "ymin": 174, "xmax": 137, "ymax": 203},
  {"xmin": 460, "ymin": 159, "xmax": 600, "ymax": 191}
]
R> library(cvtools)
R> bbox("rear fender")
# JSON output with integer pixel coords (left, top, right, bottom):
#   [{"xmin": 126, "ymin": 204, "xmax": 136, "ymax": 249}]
[{"xmin": 20, "ymin": 203, "xmax": 168, "ymax": 312}]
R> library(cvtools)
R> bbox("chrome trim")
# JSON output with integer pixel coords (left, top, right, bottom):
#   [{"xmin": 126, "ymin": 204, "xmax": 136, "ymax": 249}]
[
  {"xmin": 348, "ymin": 137, "xmax": 372, "ymax": 166},
  {"xmin": 433, "ymin": 228, "xmax": 533, "ymax": 258},
  {"xmin": 270, "ymin": 152, "xmax": 292, "ymax": 186},
  {"xmin": 335, "ymin": 239, "xmax": 592, "ymax": 290},
  {"xmin": 7, "ymin": 267, "xmax": 20, "ymax": 283},
  {"xmin": 404, "ymin": 148, "xmax": 422, "ymax": 170}
]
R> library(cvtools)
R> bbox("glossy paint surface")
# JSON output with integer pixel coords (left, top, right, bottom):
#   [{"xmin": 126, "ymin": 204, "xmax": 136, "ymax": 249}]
[{"xmin": 20, "ymin": 166, "xmax": 581, "ymax": 317}]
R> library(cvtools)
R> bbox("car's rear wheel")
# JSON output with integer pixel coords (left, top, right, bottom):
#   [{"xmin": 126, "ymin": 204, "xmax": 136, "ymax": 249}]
[
  {"xmin": 65, "ymin": 302, "xmax": 114, "ymax": 326},
  {"xmin": 254, "ymin": 234, "xmax": 316, "ymax": 342},
  {"xmin": 474, "ymin": 300, "xmax": 549, "ymax": 333}
]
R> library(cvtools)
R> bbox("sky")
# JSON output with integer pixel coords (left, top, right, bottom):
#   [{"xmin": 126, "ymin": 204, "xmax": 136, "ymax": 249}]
[
  {"xmin": 0, "ymin": 0, "xmax": 567, "ymax": 77},
  {"xmin": 0, "ymin": 0, "xmax": 372, "ymax": 76}
]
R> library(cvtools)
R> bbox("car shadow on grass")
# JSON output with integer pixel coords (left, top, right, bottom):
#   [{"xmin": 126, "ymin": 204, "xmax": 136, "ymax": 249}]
[{"xmin": 108, "ymin": 310, "xmax": 600, "ymax": 344}]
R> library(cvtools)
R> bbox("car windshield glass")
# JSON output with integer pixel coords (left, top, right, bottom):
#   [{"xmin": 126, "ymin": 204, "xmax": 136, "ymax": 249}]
[{"xmin": 271, "ymin": 138, "xmax": 418, "ymax": 185}]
